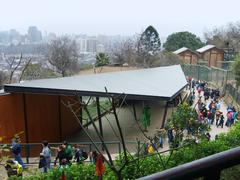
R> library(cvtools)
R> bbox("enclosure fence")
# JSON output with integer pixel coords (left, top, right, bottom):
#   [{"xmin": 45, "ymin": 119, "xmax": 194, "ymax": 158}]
[{"xmin": 181, "ymin": 64, "xmax": 240, "ymax": 105}]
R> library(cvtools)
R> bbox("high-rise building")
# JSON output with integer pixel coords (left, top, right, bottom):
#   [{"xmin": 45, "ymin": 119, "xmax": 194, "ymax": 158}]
[{"xmin": 27, "ymin": 26, "xmax": 42, "ymax": 43}]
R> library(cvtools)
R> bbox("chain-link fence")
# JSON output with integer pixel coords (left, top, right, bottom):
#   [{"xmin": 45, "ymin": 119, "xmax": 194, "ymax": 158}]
[{"xmin": 181, "ymin": 64, "xmax": 240, "ymax": 105}]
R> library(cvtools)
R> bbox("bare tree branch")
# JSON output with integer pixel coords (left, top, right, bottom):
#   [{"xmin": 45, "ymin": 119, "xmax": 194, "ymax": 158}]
[
  {"xmin": 8, "ymin": 53, "xmax": 23, "ymax": 83},
  {"xmin": 18, "ymin": 58, "xmax": 32, "ymax": 82}
]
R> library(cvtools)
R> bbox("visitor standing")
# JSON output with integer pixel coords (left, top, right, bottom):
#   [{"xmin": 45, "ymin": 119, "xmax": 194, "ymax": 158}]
[
  {"xmin": 218, "ymin": 114, "xmax": 224, "ymax": 128},
  {"xmin": 54, "ymin": 144, "xmax": 68, "ymax": 167},
  {"xmin": 73, "ymin": 145, "xmax": 82, "ymax": 164},
  {"xmin": 11, "ymin": 136, "xmax": 26, "ymax": 169},
  {"xmin": 63, "ymin": 141, "xmax": 73, "ymax": 164},
  {"xmin": 42, "ymin": 140, "xmax": 51, "ymax": 171}
]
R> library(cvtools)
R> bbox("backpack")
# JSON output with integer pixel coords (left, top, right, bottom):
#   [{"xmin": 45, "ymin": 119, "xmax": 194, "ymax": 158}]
[
  {"xmin": 227, "ymin": 112, "xmax": 232, "ymax": 120},
  {"xmin": 81, "ymin": 150, "xmax": 88, "ymax": 160}
]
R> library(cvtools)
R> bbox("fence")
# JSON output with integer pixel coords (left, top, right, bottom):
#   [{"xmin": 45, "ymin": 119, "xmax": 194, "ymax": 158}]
[
  {"xmin": 139, "ymin": 146, "xmax": 240, "ymax": 180},
  {"xmin": 0, "ymin": 140, "xmax": 142, "ymax": 164},
  {"xmin": 181, "ymin": 64, "xmax": 240, "ymax": 105}
]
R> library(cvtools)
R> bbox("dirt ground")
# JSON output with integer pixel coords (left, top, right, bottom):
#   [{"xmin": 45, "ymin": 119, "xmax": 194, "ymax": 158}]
[{"xmin": 79, "ymin": 66, "xmax": 139, "ymax": 75}]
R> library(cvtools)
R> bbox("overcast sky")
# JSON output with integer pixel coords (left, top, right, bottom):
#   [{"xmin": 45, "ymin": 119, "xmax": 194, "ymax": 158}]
[{"xmin": 1, "ymin": 0, "xmax": 240, "ymax": 38}]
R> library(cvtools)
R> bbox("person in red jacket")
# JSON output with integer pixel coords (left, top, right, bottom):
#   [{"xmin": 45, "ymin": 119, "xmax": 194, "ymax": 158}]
[{"xmin": 96, "ymin": 153, "xmax": 105, "ymax": 180}]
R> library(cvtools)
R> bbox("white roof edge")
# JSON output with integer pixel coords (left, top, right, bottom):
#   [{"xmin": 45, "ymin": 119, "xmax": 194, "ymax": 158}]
[
  {"xmin": 173, "ymin": 47, "xmax": 189, "ymax": 54},
  {"xmin": 196, "ymin": 45, "xmax": 216, "ymax": 53}
]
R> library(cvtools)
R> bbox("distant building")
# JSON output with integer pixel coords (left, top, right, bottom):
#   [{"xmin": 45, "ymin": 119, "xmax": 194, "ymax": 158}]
[
  {"xmin": 77, "ymin": 38, "xmax": 87, "ymax": 52},
  {"xmin": 9, "ymin": 29, "xmax": 21, "ymax": 45},
  {"xmin": 0, "ymin": 31, "xmax": 10, "ymax": 45},
  {"xmin": 27, "ymin": 26, "xmax": 42, "ymax": 43},
  {"xmin": 87, "ymin": 38, "xmax": 97, "ymax": 52},
  {"xmin": 96, "ymin": 44, "xmax": 105, "ymax": 53},
  {"xmin": 173, "ymin": 47, "xmax": 199, "ymax": 65},
  {"xmin": 196, "ymin": 45, "xmax": 224, "ymax": 67}
]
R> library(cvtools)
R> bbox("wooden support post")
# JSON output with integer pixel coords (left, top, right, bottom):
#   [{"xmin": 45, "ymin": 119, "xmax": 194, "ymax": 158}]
[
  {"xmin": 179, "ymin": 94, "xmax": 183, "ymax": 104},
  {"xmin": 58, "ymin": 96, "xmax": 62, "ymax": 141},
  {"xmin": 96, "ymin": 97, "xmax": 104, "ymax": 150},
  {"xmin": 22, "ymin": 94, "xmax": 29, "ymax": 144},
  {"xmin": 79, "ymin": 96, "xmax": 83, "ymax": 125},
  {"xmin": 161, "ymin": 102, "xmax": 169, "ymax": 128},
  {"xmin": 96, "ymin": 97, "xmax": 103, "ymax": 138}
]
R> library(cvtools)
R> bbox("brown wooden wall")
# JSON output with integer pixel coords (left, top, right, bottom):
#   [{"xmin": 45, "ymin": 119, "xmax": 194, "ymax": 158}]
[
  {"xmin": 24, "ymin": 94, "xmax": 60, "ymax": 143},
  {"xmin": 179, "ymin": 50, "xmax": 199, "ymax": 65},
  {"xmin": 0, "ymin": 93, "xmax": 81, "ymax": 144},
  {"xmin": 60, "ymin": 96, "xmax": 81, "ymax": 139},
  {"xmin": 0, "ymin": 93, "xmax": 26, "ymax": 143},
  {"xmin": 201, "ymin": 48, "xmax": 224, "ymax": 67}
]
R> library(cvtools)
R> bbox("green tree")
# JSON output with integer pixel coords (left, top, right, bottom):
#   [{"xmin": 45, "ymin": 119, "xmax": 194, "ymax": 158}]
[
  {"xmin": 231, "ymin": 55, "xmax": 240, "ymax": 87},
  {"xmin": 95, "ymin": 52, "xmax": 109, "ymax": 67},
  {"xmin": 137, "ymin": 25, "xmax": 161, "ymax": 67},
  {"xmin": 166, "ymin": 103, "xmax": 209, "ymax": 147},
  {"xmin": 163, "ymin": 31, "xmax": 204, "ymax": 51}
]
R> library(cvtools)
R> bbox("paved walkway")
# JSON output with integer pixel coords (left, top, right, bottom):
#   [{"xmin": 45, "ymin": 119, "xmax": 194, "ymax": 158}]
[
  {"xmin": 193, "ymin": 89, "xmax": 230, "ymax": 140},
  {"xmin": 156, "ymin": 88, "xmax": 230, "ymax": 152}
]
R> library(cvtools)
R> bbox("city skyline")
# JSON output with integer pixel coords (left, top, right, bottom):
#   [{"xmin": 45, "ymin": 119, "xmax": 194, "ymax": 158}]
[{"xmin": 1, "ymin": 0, "xmax": 240, "ymax": 38}]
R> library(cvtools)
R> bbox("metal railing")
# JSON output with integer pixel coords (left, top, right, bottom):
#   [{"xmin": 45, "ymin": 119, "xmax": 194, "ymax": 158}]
[
  {"xmin": 1, "ymin": 140, "xmax": 141, "ymax": 164},
  {"xmin": 181, "ymin": 64, "xmax": 239, "ymax": 103},
  {"xmin": 139, "ymin": 146, "xmax": 240, "ymax": 180}
]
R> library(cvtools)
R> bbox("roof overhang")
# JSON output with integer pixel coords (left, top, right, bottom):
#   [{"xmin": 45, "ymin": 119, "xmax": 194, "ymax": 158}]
[{"xmin": 4, "ymin": 65, "xmax": 187, "ymax": 101}]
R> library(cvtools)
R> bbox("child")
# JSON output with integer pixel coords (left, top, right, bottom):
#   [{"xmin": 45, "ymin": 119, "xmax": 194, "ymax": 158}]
[
  {"xmin": 5, "ymin": 159, "xmax": 23, "ymax": 177},
  {"xmin": 39, "ymin": 153, "xmax": 47, "ymax": 173}
]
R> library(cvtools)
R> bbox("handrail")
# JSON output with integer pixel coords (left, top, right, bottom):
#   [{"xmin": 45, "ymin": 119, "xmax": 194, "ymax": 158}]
[
  {"xmin": 0, "ymin": 140, "xmax": 140, "ymax": 146},
  {"xmin": 139, "ymin": 146, "xmax": 240, "ymax": 180},
  {"xmin": 0, "ymin": 140, "xmax": 142, "ymax": 164}
]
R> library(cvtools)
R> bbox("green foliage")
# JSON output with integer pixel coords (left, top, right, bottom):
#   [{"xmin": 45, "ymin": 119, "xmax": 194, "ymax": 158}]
[
  {"xmin": 231, "ymin": 55, "xmax": 240, "ymax": 87},
  {"xmin": 166, "ymin": 103, "xmax": 209, "ymax": 147},
  {"xmin": 95, "ymin": 53, "xmax": 109, "ymax": 67},
  {"xmin": 82, "ymin": 99, "xmax": 111, "ymax": 124},
  {"xmin": 163, "ymin": 31, "xmax": 204, "ymax": 51},
  {"xmin": 139, "ymin": 25, "xmax": 161, "ymax": 55},
  {"xmin": 137, "ymin": 25, "xmax": 161, "ymax": 67}
]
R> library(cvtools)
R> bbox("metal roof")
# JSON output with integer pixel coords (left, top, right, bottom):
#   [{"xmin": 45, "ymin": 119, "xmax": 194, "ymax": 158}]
[
  {"xmin": 4, "ymin": 65, "xmax": 187, "ymax": 101},
  {"xmin": 173, "ymin": 47, "xmax": 189, "ymax": 54},
  {"xmin": 196, "ymin": 45, "xmax": 215, "ymax": 53}
]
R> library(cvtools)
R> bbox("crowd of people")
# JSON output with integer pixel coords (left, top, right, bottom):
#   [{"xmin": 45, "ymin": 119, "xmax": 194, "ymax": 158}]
[
  {"xmin": 6, "ymin": 137, "xmax": 105, "ymax": 178},
  {"xmin": 188, "ymin": 77, "xmax": 239, "ymax": 136},
  {"xmin": 140, "ymin": 77, "xmax": 240, "ymax": 155}
]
